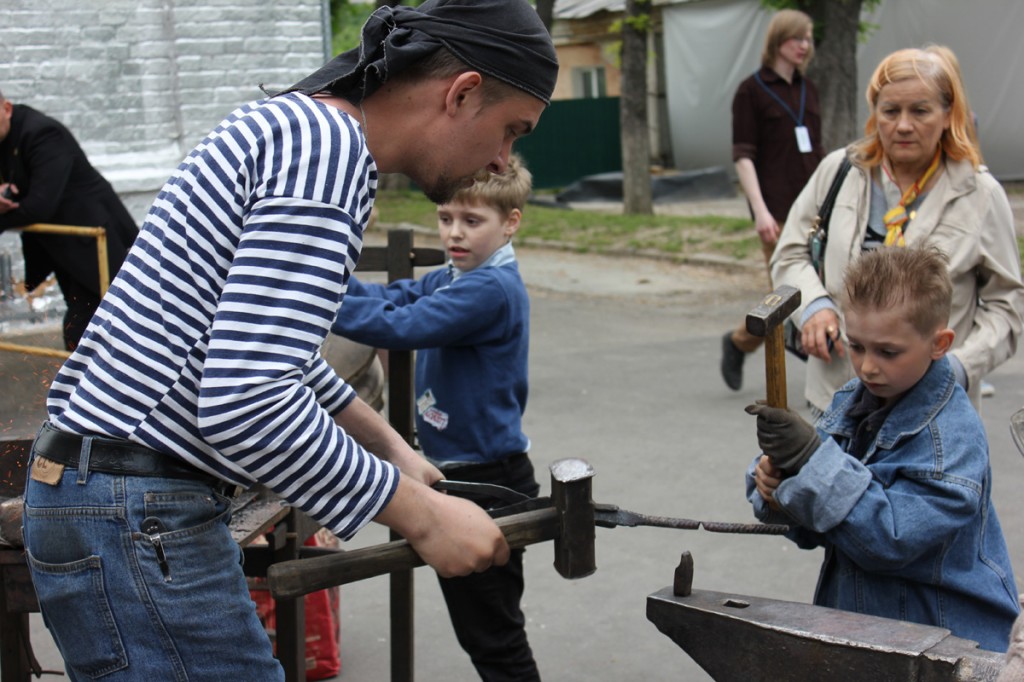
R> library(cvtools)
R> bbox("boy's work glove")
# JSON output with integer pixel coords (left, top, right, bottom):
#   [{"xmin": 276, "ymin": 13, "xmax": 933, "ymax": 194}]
[{"xmin": 745, "ymin": 402, "xmax": 820, "ymax": 475}]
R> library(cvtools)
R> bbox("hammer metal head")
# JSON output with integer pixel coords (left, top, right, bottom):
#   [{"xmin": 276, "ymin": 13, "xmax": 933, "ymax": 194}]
[
  {"xmin": 550, "ymin": 458, "xmax": 597, "ymax": 580},
  {"xmin": 745, "ymin": 285, "xmax": 801, "ymax": 338}
]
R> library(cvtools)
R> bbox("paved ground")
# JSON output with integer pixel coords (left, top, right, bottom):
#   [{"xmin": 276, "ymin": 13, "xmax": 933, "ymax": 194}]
[
  {"xmin": 14, "ymin": 199, "xmax": 1024, "ymax": 680},
  {"xmin": 313, "ymin": 243, "xmax": 1024, "ymax": 682}
]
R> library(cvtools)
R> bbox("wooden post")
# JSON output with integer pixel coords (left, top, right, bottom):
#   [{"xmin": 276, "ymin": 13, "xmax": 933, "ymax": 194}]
[
  {"xmin": 387, "ymin": 229, "xmax": 416, "ymax": 682},
  {"xmin": 352, "ymin": 228, "xmax": 444, "ymax": 682}
]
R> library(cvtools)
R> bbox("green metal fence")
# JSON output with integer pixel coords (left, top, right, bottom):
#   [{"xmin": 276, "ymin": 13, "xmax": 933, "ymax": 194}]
[{"xmin": 514, "ymin": 97, "xmax": 621, "ymax": 190}]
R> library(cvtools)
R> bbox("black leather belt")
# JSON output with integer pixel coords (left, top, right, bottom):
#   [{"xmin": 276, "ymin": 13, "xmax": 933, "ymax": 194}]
[{"xmin": 35, "ymin": 422, "xmax": 227, "ymax": 489}]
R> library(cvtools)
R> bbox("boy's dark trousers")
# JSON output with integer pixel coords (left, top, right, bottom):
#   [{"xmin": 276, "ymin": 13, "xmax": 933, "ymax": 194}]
[{"xmin": 437, "ymin": 452, "xmax": 542, "ymax": 682}]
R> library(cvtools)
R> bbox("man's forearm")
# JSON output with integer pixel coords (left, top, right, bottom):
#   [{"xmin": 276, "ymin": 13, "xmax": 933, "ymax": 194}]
[
  {"xmin": 334, "ymin": 396, "xmax": 412, "ymax": 463},
  {"xmin": 334, "ymin": 396, "xmax": 441, "ymax": 485}
]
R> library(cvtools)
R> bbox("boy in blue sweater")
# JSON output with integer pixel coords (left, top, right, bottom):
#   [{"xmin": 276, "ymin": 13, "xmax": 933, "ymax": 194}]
[
  {"xmin": 746, "ymin": 247, "xmax": 1019, "ymax": 652},
  {"xmin": 332, "ymin": 154, "xmax": 540, "ymax": 681}
]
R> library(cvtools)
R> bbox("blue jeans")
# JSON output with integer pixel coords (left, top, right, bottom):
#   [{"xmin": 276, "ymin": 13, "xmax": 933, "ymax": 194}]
[{"xmin": 22, "ymin": 454, "xmax": 284, "ymax": 681}]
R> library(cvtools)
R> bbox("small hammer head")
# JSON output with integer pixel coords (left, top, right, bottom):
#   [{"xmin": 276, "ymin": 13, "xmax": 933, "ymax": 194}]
[
  {"xmin": 745, "ymin": 285, "xmax": 801, "ymax": 338},
  {"xmin": 550, "ymin": 458, "xmax": 596, "ymax": 580}
]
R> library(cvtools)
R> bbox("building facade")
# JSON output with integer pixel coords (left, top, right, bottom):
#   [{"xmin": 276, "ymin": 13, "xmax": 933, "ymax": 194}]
[{"xmin": 0, "ymin": 0, "xmax": 330, "ymax": 220}]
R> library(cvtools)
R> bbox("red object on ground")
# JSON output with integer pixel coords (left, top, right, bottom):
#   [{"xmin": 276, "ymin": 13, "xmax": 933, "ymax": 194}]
[{"xmin": 250, "ymin": 532, "xmax": 341, "ymax": 680}]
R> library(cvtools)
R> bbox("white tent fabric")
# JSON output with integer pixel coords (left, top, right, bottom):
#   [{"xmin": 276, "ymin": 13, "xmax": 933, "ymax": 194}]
[
  {"xmin": 663, "ymin": 0, "xmax": 1024, "ymax": 180},
  {"xmin": 663, "ymin": 0, "xmax": 766, "ymax": 177}
]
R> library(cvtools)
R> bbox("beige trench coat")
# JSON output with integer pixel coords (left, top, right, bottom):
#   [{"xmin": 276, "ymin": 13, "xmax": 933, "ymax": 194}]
[{"xmin": 771, "ymin": 147, "xmax": 1024, "ymax": 412}]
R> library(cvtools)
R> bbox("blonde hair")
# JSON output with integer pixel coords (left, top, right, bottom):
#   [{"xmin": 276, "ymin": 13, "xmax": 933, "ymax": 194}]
[
  {"xmin": 851, "ymin": 46, "xmax": 982, "ymax": 169},
  {"xmin": 841, "ymin": 247, "xmax": 952, "ymax": 336},
  {"xmin": 761, "ymin": 10, "xmax": 814, "ymax": 74},
  {"xmin": 923, "ymin": 44, "xmax": 979, "ymax": 142},
  {"xmin": 448, "ymin": 153, "xmax": 532, "ymax": 218}
]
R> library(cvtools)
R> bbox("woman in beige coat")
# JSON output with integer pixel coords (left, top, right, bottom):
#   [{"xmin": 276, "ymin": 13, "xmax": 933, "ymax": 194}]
[{"xmin": 771, "ymin": 46, "xmax": 1023, "ymax": 413}]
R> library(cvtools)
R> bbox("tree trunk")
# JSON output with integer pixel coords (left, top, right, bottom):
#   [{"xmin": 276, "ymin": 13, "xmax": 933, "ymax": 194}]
[
  {"xmin": 620, "ymin": 0, "xmax": 652, "ymax": 215},
  {"xmin": 803, "ymin": 0, "xmax": 863, "ymax": 152}
]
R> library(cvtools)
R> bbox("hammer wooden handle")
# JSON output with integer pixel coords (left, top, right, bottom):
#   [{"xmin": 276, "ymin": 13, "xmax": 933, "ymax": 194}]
[
  {"xmin": 746, "ymin": 285, "xmax": 801, "ymax": 410},
  {"xmin": 268, "ymin": 507, "xmax": 559, "ymax": 599},
  {"xmin": 764, "ymin": 325, "xmax": 787, "ymax": 408}
]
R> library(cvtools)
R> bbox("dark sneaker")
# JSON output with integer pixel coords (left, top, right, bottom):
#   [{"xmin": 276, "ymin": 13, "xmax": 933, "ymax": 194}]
[{"xmin": 720, "ymin": 332, "xmax": 745, "ymax": 391}]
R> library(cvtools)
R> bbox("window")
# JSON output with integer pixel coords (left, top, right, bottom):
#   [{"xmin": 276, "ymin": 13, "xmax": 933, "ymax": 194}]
[{"xmin": 573, "ymin": 66, "xmax": 607, "ymax": 99}]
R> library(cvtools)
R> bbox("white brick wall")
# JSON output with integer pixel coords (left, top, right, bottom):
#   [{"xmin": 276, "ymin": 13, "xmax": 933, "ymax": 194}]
[{"xmin": 0, "ymin": 0, "xmax": 330, "ymax": 221}]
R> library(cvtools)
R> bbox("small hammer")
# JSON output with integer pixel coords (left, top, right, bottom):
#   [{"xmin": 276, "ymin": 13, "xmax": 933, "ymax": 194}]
[{"xmin": 745, "ymin": 285, "xmax": 801, "ymax": 409}]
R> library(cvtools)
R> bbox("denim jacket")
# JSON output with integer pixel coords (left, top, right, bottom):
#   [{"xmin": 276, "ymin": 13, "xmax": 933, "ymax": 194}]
[{"xmin": 746, "ymin": 357, "xmax": 1020, "ymax": 651}]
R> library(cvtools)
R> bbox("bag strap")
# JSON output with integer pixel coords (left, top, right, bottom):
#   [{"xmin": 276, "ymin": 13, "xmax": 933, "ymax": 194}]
[{"xmin": 814, "ymin": 156, "xmax": 853, "ymax": 239}]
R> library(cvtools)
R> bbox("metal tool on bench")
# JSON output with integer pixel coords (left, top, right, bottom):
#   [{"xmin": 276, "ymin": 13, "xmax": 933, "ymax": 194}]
[
  {"xmin": 434, "ymin": 477, "xmax": 788, "ymax": 534},
  {"xmin": 267, "ymin": 458, "xmax": 789, "ymax": 600},
  {"xmin": 647, "ymin": 554, "xmax": 1006, "ymax": 681},
  {"xmin": 746, "ymin": 284, "xmax": 801, "ymax": 409}
]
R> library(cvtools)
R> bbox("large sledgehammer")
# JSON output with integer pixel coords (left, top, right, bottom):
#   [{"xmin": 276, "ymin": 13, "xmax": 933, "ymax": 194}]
[
  {"xmin": 268, "ymin": 458, "xmax": 786, "ymax": 600},
  {"xmin": 268, "ymin": 458, "xmax": 596, "ymax": 599},
  {"xmin": 745, "ymin": 285, "xmax": 801, "ymax": 409}
]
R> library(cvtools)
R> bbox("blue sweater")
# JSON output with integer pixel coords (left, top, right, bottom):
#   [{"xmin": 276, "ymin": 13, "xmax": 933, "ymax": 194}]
[{"xmin": 333, "ymin": 249, "xmax": 529, "ymax": 464}]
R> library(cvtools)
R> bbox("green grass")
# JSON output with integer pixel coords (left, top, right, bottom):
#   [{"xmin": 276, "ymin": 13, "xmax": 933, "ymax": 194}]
[
  {"xmin": 372, "ymin": 189, "xmax": 754, "ymax": 262},
  {"xmin": 376, "ymin": 186, "xmax": 1024, "ymax": 269}
]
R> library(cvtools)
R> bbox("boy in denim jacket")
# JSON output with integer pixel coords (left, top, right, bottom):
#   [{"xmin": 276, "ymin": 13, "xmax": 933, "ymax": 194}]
[
  {"xmin": 332, "ymin": 154, "xmax": 540, "ymax": 681},
  {"xmin": 746, "ymin": 247, "xmax": 1020, "ymax": 652}
]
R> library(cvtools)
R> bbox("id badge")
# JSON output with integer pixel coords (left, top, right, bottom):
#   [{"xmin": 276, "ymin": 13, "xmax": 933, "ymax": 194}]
[{"xmin": 795, "ymin": 126, "xmax": 812, "ymax": 153}]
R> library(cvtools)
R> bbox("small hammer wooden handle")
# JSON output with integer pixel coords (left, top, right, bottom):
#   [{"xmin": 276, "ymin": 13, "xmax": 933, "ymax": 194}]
[
  {"xmin": 268, "ymin": 507, "xmax": 559, "ymax": 599},
  {"xmin": 745, "ymin": 285, "xmax": 801, "ymax": 409}
]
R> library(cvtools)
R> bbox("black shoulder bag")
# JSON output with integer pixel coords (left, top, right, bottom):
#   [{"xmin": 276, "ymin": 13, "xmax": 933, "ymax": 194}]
[
  {"xmin": 807, "ymin": 157, "xmax": 853, "ymax": 286},
  {"xmin": 784, "ymin": 157, "xmax": 853, "ymax": 361}
]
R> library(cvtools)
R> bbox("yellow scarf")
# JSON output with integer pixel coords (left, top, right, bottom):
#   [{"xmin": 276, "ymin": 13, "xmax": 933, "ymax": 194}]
[{"xmin": 883, "ymin": 148, "xmax": 942, "ymax": 247}]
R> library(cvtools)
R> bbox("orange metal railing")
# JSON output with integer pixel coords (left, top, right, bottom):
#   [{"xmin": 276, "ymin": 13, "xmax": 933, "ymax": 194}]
[{"xmin": 0, "ymin": 223, "xmax": 108, "ymax": 359}]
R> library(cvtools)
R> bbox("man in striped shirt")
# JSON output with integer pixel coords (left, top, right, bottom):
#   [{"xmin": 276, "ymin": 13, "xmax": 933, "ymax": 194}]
[{"xmin": 22, "ymin": 0, "xmax": 559, "ymax": 678}]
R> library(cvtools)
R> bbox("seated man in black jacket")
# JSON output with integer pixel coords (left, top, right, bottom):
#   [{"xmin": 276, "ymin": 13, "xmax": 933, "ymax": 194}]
[{"xmin": 0, "ymin": 89, "xmax": 138, "ymax": 350}]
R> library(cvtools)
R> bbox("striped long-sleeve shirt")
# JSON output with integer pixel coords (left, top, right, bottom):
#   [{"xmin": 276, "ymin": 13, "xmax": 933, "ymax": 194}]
[{"xmin": 46, "ymin": 92, "xmax": 397, "ymax": 539}]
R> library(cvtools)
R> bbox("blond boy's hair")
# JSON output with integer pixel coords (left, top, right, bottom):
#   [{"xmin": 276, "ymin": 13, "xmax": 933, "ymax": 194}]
[
  {"xmin": 449, "ymin": 153, "xmax": 532, "ymax": 217},
  {"xmin": 841, "ymin": 248, "xmax": 952, "ymax": 337}
]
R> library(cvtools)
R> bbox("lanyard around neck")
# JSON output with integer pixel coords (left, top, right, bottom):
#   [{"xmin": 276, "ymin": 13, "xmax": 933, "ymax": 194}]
[{"xmin": 754, "ymin": 70, "xmax": 805, "ymax": 126}]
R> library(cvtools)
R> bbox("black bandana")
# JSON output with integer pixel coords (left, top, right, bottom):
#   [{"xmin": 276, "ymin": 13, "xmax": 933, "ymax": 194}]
[{"xmin": 286, "ymin": 0, "xmax": 558, "ymax": 105}]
